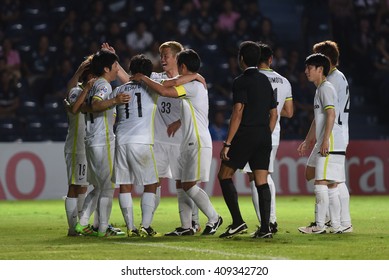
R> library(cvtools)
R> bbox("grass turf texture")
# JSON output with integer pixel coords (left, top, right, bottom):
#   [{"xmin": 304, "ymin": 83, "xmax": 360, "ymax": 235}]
[{"xmin": 0, "ymin": 196, "xmax": 387, "ymax": 260}]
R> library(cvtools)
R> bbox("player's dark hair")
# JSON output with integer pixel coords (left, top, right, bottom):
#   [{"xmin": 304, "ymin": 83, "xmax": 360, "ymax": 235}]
[
  {"xmin": 90, "ymin": 49, "xmax": 119, "ymax": 76},
  {"xmin": 177, "ymin": 49, "xmax": 201, "ymax": 72},
  {"xmin": 238, "ymin": 41, "xmax": 261, "ymax": 67},
  {"xmin": 129, "ymin": 54, "xmax": 153, "ymax": 77},
  {"xmin": 258, "ymin": 42, "xmax": 273, "ymax": 64},
  {"xmin": 305, "ymin": 53, "xmax": 330, "ymax": 76},
  {"xmin": 312, "ymin": 40, "xmax": 339, "ymax": 66}
]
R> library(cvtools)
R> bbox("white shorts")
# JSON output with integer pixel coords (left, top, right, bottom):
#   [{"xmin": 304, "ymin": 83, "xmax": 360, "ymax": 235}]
[
  {"xmin": 86, "ymin": 142, "xmax": 116, "ymax": 189},
  {"xmin": 178, "ymin": 147, "xmax": 212, "ymax": 183},
  {"xmin": 242, "ymin": 145, "xmax": 278, "ymax": 173},
  {"xmin": 64, "ymin": 152, "xmax": 89, "ymax": 185},
  {"xmin": 154, "ymin": 142, "xmax": 180, "ymax": 179},
  {"xmin": 307, "ymin": 145, "xmax": 346, "ymax": 182},
  {"xmin": 112, "ymin": 143, "xmax": 159, "ymax": 186}
]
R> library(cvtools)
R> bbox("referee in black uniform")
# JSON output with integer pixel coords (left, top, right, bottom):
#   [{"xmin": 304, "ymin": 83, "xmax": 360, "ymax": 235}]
[{"xmin": 218, "ymin": 41, "xmax": 277, "ymax": 239}]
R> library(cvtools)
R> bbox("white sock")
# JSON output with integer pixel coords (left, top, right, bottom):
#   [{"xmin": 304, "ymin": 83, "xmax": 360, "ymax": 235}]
[
  {"xmin": 314, "ymin": 184, "xmax": 329, "ymax": 228},
  {"xmin": 119, "ymin": 192, "xmax": 135, "ymax": 230},
  {"xmin": 177, "ymin": 188, "xmax": 193, "ymax": 229},
  {"xmin": 268, "ymin": 174, "xmax": 276, "ymax": 224},
  {"xmin": 192, "ymin": 203, "xmax": 199, "ymax": 225},
  {"xmin": 250, "ymin": 180, "xmax": 261, "ymax": 223},
  {"xmin": 338, "ymin": 182, "xmax": 352, "ymax": 227},
  {"xmin": 77, "ymin": 192, "xmax": 87, "ymax": 219},
  {"xmin": 141, "ymin": 192, "xmax": 155, "ymax": 228},
  {"xmin": 93, "ymin": 208, "xmax": 99, "ymax": 229},
  {"xmin": 79, "ymin": 187, "xmax": 100, "ymax": 226},
  {"xmin": 154, "ymin": 186, "xmax": 161, "ymax": 212},
  {"xmin": 97, "ymin": 188, "xmax": 114, "ymax": 233},
  {"xmin": 186, "ymin": 185, "xmax": 218, "ymax": 225},
  {"xmin": 65, "ymin": 197, "xmax": 78, "ymax": 231},
  {"xmin": 328, "ymin": 187, "xmax": 341, "ymax": 230}
]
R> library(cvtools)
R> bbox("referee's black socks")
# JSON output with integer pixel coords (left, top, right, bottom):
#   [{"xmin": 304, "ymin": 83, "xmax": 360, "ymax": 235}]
[
  {"xmin": 219, "ymin": 178, "xmax": 245, "ymax": 226},
  {"xmin": 256, "ymin": 183, "xmax": 271, "ymax": 233}
]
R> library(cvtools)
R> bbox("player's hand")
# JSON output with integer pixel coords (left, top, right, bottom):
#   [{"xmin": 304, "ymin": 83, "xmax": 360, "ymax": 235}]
[
  {"xmin": 220, "ymin": 146, "xmax": 230, "ymax": 161},
  {"xmin": 116, "ymin": 93, "xmax": 130, "ymax": 104},
  {"xmin": 101, "ymin": 42, "xmax": 115, "ymax": 53},
  {"xmin": 297, "ymin": 141, "xmax": 308, "ymax": 156},
  {"xmin": 320, "ymin": 140, "xmax": 330, "ymax": 157},
  {"xmin": 167, "ymin": 120, "xmax": 181, "ymax": 137}
]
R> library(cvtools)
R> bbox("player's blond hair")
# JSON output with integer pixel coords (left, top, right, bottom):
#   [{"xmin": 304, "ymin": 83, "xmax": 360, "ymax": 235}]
[
  {"xmin": 312, "ymin": 40, "xmax": 340, "ymax": 67},
  {"xmin": 159, "ymin": 41, "xmax": 184, "ymax": 56}
]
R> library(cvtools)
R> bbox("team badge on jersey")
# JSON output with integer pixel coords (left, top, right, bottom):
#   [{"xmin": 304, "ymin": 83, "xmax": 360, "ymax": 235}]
[{"xmin": 96, "ymin": 86, "xmax": 109, "ymax": 98}]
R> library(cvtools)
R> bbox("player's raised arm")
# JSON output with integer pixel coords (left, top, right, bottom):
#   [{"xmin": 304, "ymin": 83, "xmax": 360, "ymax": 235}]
[
  {"xmin": 67, "ymin": 58, "xmax": 91, "ymax": 92},
  {"xmin": 71, "ymin": 78, "xmax": 96, "ymax": 114},
  {"xmin": 163, "ymin": 73, "xmax": 207, "ymax": 88},
  {"xmin": 101, "ymin": 42, "xmax": 130, "ymax": 84}
]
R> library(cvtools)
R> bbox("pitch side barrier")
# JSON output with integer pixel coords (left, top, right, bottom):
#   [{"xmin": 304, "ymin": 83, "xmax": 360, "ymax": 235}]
[{"xmin": 0, "ymin": 141, "xmax": 388, "ymax": 200}]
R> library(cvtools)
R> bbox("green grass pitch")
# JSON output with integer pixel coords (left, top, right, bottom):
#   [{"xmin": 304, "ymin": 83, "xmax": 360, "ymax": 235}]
[{"xmin": 0, "ymin": 196, "xmax": 388, "ymax": 260}]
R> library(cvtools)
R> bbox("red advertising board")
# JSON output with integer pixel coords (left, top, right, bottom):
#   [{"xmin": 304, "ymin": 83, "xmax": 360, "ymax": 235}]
[{"xmin": 0, "ymin": 141, "xmax": 388, "ymax": 200}]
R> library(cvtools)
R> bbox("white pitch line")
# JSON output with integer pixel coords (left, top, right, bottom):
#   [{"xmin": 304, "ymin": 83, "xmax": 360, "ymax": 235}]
[{"xmin": 114, "ymin": 242, "xmax": 288, "ymax": 260}]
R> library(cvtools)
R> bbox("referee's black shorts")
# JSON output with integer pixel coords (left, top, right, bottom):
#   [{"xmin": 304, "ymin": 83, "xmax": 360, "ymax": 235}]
[{"xmin": 224, "ymin": 126, "xmax": 272, "ymax": 171}]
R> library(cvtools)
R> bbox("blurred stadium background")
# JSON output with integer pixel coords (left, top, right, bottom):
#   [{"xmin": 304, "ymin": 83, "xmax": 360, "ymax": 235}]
[{"xmin": 0, "ymin": 0, "xmax": 388, "ymax": 200}]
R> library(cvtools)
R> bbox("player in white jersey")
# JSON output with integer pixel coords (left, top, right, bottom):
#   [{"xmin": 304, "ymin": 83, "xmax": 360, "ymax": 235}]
[
  {"xmin": 74, "ymin": 50, "xmax": 130, "ymax": 237},
  {"xmin": 297, "ymin": 54, "xmax": 347, "ymax": 234},
  {"xmin": 313, "ymin": 40, "xmax": 352, "ymax": 232},
  {"xmin": 101, "ymin": 41, "xmax": 201, "ymax": 234},
  {"xmin": 242, "ymin": 43, "xmax": 293, "ymax": 235},
  {"xmin": 131, "ymin": 49, "xmax": 223, "ymax": 236},
  {"xmin": 153, "ymin": 41, "xmax": 201, "ymax": 233},
  {"xmin": 111, "ymin": 54, "xmax": 161, "ymax": 237},
  {"xmin": 63, "ymin": 56, "xmax": 93, "ymax": 236}
]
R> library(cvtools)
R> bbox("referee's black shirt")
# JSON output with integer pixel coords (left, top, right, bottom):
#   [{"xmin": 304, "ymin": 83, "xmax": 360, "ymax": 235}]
[{"xmin": 232, "ymin": 67, "xmax": 276, "ymax": 127}]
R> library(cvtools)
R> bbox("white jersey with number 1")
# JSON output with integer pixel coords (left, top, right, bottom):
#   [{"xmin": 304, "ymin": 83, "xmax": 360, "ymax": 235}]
[
  {"xmin": 112, "ymin": 81, "xmax": 157, "ymax": 145},
  {"xmin": 84, "ymin": 77, "xmax": 115, "ymax": 147}
]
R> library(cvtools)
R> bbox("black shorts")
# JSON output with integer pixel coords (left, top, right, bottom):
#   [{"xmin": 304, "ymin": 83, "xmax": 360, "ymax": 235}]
[{"xmin": 224, "ymin": 126, "xmax": 272, "ymax": 171}]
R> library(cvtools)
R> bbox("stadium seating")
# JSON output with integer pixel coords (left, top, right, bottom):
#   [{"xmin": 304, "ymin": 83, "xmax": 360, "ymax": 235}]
[
  {"xmin": 22, "ymin": 116, "xmax": 48, "ymax": 142},
  {"xmin": 0, "ymin": 117, "xmax": 22, "ymax": 142}
]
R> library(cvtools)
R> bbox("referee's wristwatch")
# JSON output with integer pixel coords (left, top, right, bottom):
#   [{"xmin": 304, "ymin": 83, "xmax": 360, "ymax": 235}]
[{"xmin": 223, "ymin": 141, "xmax": 231, "ymax": 148}]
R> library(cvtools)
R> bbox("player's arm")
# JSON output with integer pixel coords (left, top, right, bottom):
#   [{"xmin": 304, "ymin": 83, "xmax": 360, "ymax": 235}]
[
  {"xmin": 91, "ymin": 93, "xmax": 130, "ymax": 112},
  {"xmin": 101, "ymin": 42, "xmax": 130, "ymax": 84},
  {"xmin": 220, "ymin": 102, "xmax": 244, "ymax": 161},
  {"xmin": 297, "ymin": 119, "xmax": 316, "ymax": 156},
  {"xmin": 67, "ymin": 59, "xmax": 90, "ymax": 92},
  {"xmin": 320, "ymin": 107, "xmax": 336, "ymax": 156},
  {"xmin": 163, "ymin": 73, "xmax": 207, "ymax": 88},
  {"xmin": 281, "ymin": 98, "xmax": 294, "ymax": 118},
  {"xmin": 130, "ymin": 73, "xmax": 179, "ymax": 98},
  {"xmin": 70, "ymin": 78, "xmax": 96, "ymax": 114},
  {"xmin": 269, "ymin": 107, "xmax": 278, "ymax": 133}
]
